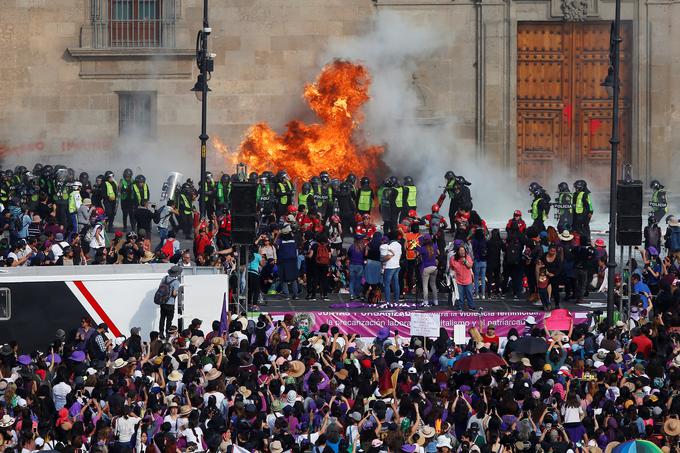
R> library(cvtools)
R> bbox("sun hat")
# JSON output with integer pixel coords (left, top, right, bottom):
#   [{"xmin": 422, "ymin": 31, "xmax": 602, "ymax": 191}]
[
  {"xmin": 167, "ymin": 370, "xmax": 183, "ymax": 382},
  {"xmin": 560, "ymin": 230, "xmax": 574, "ymax": 241},
  {"xmin": 420, "ymin": 425, "xmax": 436, "ymax": 438},
  {"xmin": 648, "ymin": 246, "xmax": 659, "ymax": 256},
  {"xmin": 594, "ymin": 238, "xmax": 606, "ymax": 247},
  {"xmin": 288, "ymin": 361, "xmax": 306, "ymax": 378},
  {"xmin": 112, "ymin": 358, "xmax": 128, "ymax": 369},
  {"xmin": 206, "ymin": 368, "xmax": 222, "ymax": 381},
  {"xmin": 0, "ymin": 414, "xmax": 15, "ymax": 428},
  {"xmin": 238, "ymin": 386, "xmax": 252, "ymax": 399},
  {"xmin": 179, "ymin": 405, "xmax": 192, "ymax": 417},
  {"xmin": 521, "ymin": 358, "xmax": 532, "ymax": 367},
  {"xmin": 377, "ymin": 326, "xmax": 390, "ymax": 341},
  {"xmin": 664, "ymin": 418, "xmax": 680, "ymax": 436},
  {"xmin": 270, "ymin": 440, "xmax": 283, "ymax": 453},
  {"xmin": 69, "ymin": 350, "xmax": 86, "ymax": 362},
  {"xmin": 526, "ymin": 315, "xmax": 537, "ymax": 325},
  {"xmin": 17, "ymin": 355, "xmax": 31, "ymax": 366}
]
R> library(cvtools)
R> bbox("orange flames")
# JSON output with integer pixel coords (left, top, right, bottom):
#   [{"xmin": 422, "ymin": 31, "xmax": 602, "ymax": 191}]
[{"xmin": 214, "ymin": 60, "xmax": 386, "ymax": 182}]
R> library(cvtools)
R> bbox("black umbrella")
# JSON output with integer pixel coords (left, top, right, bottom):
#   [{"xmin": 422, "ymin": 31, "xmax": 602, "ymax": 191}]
[{"xmin": 514, "ymin": 336, "xmax": 548, "ymax": 355}]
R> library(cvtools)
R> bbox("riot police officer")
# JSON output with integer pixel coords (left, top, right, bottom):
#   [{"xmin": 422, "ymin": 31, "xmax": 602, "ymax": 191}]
[
  {"xmin": 103, "ymin": 171, "xmax": 118, "ymax": 232},
  {"xmin": 345, "ymin": 173, "xmax": 358, "ymax": 204},
  {"xmin": 391, "ymin": 176, "xmax": 404, "ymax": 222},
  {"xmin": 54, "ymin": 168, "xmax": 70, "ymax": 228},
  {"xmin": 256, "ymin": 175, "xmax": 274, "ymax": 222},
  {"xmin": 275, "ymin": 170, "xmax": 294, "ymax": 218},
  {"xmin": 216, "ymin": 174, "xmax": 231, "ymax": 210},
  {"xmin": 91, "ymin": 174, "xmax": 104, "ymax": 208},
  {"xmin": 403, "ymin": 176, "xmax": 417, "ymax": 220},
  {"xmin": 380, "ymin": 178, "xmax": 398, "ymax": 235},
  {"xmin": 79, "ymin": 172, "xmax": 93, "ymax": 201},
  {"xmin": 572, "ymin": 179, "xmax": 593, "ymax": 244},
  {"xmin": 177, "ymin": 182, "xmax": 195, "ymax": 239},
  {"xmin": 248, "ymin": 172, "xmax": 259, "ymax": 183},
  {"xmin": 119, "ymin": 168, "xmax": 134, "ymax": 230},
  {"xmin": 39, "ymin": 166, "xmax": 55, "ymax": 199},
  {"xmin": 336, "ymin": 181, "xmax": 356, "ymax": 235},
  {"xmin": 298, "ymin": 181, "xmax": 312, "ymax": 212},
  {"xmin": 316, "ymin": 173, "xmax": 334, "ymax": 220},
  {"xmin": 529, "ymin": 182, "xmax": 551, "ymax": 233},
  {"xmin": 203, "ymin": 171, "xmax": 217, "ymax": 218},
  {"xmin": 356, "ymin": 177, "xmax": 373, "ymax": 216},
  {"xmin": 555, "ymin": 182, "xmax": 573, "ymax": 233},
  {"xmin": 649, "ymin": 180, "xmax": 667, "ymax": 224},
  {"xmin": 67, "ymin": 181, "xmax": 82, "ymax": 238},
  {"xmin": 133, "ymin": 175, "xmax": 150, "ymax": 208}
]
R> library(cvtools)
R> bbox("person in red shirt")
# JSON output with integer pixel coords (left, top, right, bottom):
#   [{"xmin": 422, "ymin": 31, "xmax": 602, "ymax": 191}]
[
  {"xmin": 630, "ymin": 325, "xmax": 653, "ymax": 358},
  {"xmin": 356, "ymin": 214, "xmax": 376, "ymax": 239},
  {"xmin": 193, "ymin": 218, "xmax": 215, "ymax": 258},
  {"xmin": 506, "ymin": 210, "xmax": 527, "ymax": 235},
  {"xmin": 482, "ymin": 324, "xmax": 500, "ymax": 350}
]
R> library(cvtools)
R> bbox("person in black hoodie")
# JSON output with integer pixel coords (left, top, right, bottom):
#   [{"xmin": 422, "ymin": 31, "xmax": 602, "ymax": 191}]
[{"xmin": 486, "ymin": 229, "xmax": 504, "ymax": 298}]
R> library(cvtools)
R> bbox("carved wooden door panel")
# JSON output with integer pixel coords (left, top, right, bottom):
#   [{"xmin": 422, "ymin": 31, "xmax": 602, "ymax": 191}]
[{"xmin": 517, "ymin": 22, "xmax": 632, "ymax": 189}]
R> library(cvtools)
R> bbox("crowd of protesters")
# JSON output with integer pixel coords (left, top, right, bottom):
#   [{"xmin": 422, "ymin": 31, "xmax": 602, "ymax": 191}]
[{"xmin": 1, "ymin": 291, "xmax": 680, "ymax": 453}]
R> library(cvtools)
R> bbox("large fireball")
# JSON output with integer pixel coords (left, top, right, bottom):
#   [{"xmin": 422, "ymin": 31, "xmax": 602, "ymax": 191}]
[{"xmin": 214, "ymin": 60, "xmax": 386, "ymax": 182}]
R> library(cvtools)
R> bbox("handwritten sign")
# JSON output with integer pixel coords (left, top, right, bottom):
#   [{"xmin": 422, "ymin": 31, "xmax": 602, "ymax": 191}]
[
  {"xmin": 453, "ymin": 324, "xmax": 467, "ymax": 345},
  {"xmin": 410, "ymin": 312, "xmax": 441, "ymax": 337}
]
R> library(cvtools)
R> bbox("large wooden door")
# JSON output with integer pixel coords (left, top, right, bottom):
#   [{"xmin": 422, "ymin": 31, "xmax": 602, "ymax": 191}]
[{"xmin": 517, "ymin": 22, "xmax": 632, "ymax": 188}]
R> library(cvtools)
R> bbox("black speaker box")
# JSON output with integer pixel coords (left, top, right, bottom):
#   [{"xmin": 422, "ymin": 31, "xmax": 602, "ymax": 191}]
[
  {"xmin": 616, "ymin": 183, "xmax": 642, "ymax": 217},
  {"xmin": 616, "ymin": 215, "xmax": 642, "ymax": 246},
  {"xmin": 231, "ymin": 183, "xmax": 258, "ymax": 216}
]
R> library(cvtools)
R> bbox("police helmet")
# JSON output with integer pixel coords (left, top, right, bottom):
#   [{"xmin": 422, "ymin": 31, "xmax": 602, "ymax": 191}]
[
  {"xmin": 248, "ymin": 172, "xmax": 259, "ymax": 183},
  {"xmin": 558, "ymin": 182, "xmax": 569, "ymax": 193},
  {"xmin": 71, "ymin": 181, "xmax": 82, "ymax": 189},
  {"xmin": 403, "ymin": 176, "xmax": 414, "ymax": 186},
  {"xmin": 330, "ymin": 178, "xmax": 341, "ymax": 189},
  {"xmin": 123, "ymin": 168, "xmax": 133, "ymax": 179},
  {"xmin": 277, "ymin": 170, "xmax": 288, "ymax": 180},
  {"xmin": 650, "ymin": 180, "xmax": 663, "ymax": 191},
  {"xmin": 41, "ymin": 165, "xmax": 53, "ymax": 177},
  {"xmin": 445, "ymin": 171, "xmax": 456, "ymax": 181},
  {"xmin": 95, "ymin": 174, "xmax": 104, "ymax": 184},
  {"xmin": 259, "ymin": 176, "xmax": 268, "ymax": 184},
  {"xmin": 220, "ymin": 174, "xmax": 230, "ymax": 183},
  {"xmin": 66, "ymin": 168, "xmax": 75, "ymax": 182},
  {"xmin": 388, "ymin": 176, "xmax": 399, "ymax": 187},
  {"xmin": 302, "ymin": 182, "xmax": 312, "ymax": 192},
  {"xmin": 320, "ymin": 174, "xmax": 330, "ymax": 185},
  {"xmin": 231, "ymin": 174, "xmax": 240, "ymax": 182},
  {"xmin": 360, "ymin": 176, "xmax": 370, "ymax": 187},
  {"xmin": 338, "ymin": 182, "xmax": 350, "ymax": 192},
  {"xmin": 205, "ymin": 171, "xmax": 213, "ymax": 180},
  {"xmin": 573, "ymin": 179, "xmax": 587, "ymax": 191},
  {"xmin": 135, "ymin": 175, "xmax": 146, "ymax": 184},
  {"xmin": 320, "ymin": 171, "xmax": 329, "ymax": 178},
  {"xmin": 54, "ymin": 165, "xmax": 66, "ymax": 173},
  {"xmin": 311, "ymin": 176, "xmax": 321, "ymax": 186},
  {"xmin": 346, "ymin": 174, "xmax": 357, "ymax": 185},
  {"xmin": 104, "ymin": 171, "xmax": 115, "ymax": 180},
  {"xmin": 529, "ymin": 182, "xmax": 542, "ymax": 194},
  {"xmin": 456, "ymin": 175, "xmax": 471, "ymax": 186},
  {"xmin": 32, "ymin": 163, "xmax": 43, "ymax": 174},
  {"xmin": 79, "ymin": 172, "xmax": 90, "ymax": 183},
  {"xmin": 262, "ymin": 171, "xmax": 274, "ymax": 180},
  {"xmin": 383, "ymin": 177, "xmax": 392, "ymax": 188},
  {"xmin": 14, "ymin": 166, "xmax": 27, "ymax": 175},
  {"xmin": 181, "ymin": 182, "xmax": 191, "ymax": 191},
  {"xmin": 3, "ymin": 169, "xmax": 13, "ymax": 178},
  {"xmin": 55, "ymin": 168, "xmax": 67, "ymax": 182}
]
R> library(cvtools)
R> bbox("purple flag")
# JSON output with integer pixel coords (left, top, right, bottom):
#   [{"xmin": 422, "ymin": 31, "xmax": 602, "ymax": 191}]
[{"xmin": 219, "ymin": 292, "xmax": 229, "ymax": 335}]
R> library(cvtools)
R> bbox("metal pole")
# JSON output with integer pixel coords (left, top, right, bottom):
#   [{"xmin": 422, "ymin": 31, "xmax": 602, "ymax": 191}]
[
  {"xmin": 198, "ymin": 0, "xmax": 209, "ymax": 219},
  {"xmin": 606, "ymin": 0, "xmax": 622, "ymax": 327}
]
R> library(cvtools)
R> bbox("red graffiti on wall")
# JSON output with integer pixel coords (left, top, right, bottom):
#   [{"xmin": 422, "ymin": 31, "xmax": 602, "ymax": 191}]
[
  {"xmin": 61, "ymin": 139, "xmax": 112, "ymax": 152},
  {"xmin": 0, "ymin": 141, "xmax": 45, "ymax": 155},
  {"xmin": 0, "ymin": 139, "xmax": 113, "ymax": 156}
]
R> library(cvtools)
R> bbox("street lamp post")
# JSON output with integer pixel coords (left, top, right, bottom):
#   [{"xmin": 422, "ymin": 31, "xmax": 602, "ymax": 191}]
[
  {"xmin": 191, "ymin": 0, "xmax": 214, "ymax": 219},
  {"xmin": 602, "ymin": 0, "xmax": 622, "ymax": 326}
]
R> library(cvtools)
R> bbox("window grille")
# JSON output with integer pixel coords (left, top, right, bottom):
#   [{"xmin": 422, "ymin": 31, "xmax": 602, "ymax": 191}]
[{"xmin": 91, "ymin": 0, "xmax": 177, "ymax": 48}]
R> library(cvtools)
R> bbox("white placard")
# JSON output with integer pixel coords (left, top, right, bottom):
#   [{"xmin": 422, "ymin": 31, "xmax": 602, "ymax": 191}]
[
  {"xmin": 410, "ymin": 312, "xmax": 441, "ymax": 337},
  {"xmin": 453, "ymin": 324, "xmax": 467, "ymax": 345}
]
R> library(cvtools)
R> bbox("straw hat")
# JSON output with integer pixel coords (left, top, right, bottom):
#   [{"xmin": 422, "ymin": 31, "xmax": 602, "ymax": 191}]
[
  {"xmin": 420, "ymin": 425, "xmax": 436, "ymax": 439},
  {"xmin": 334, "ymin": 369, "xmax": 349, "ymax": 380},
  {"xmin": 179, "ymin": 405, "xmax": 193, "ymax": 417},
  {"xmin": 0, "ymin": 414, "xmax": 15, "ymax": 428},
  {"xmin": 604, "ymin": 442, "xmax": 620, "ymax": 453},
  {"xmin": 288, "ymin": 361, "xmax": 306, "ymax": 378},
  {"xmin": 664, "ymin": 418, "xmax": 680, "ymax": 436},
  {"xmin": 560, "ymin": 230, "xmax": 574, "ymax": 241},
  {"xmin": 112, "ymin": 358, "xmax": 128, "ymax": 369},
  {"xmin": 167, "ymin": 370, "xmax": 183, "ymax": 382},
  {"xmin": 206, "ymin": 368, "xmax": 222, "ymax": 381},
  {"xmin": 238, "ymin": 386, "xmax": 252, "ymax": 398},
  {"xmin": 211, "ymin": 336, "xmax": 225, "ymax": 346}
]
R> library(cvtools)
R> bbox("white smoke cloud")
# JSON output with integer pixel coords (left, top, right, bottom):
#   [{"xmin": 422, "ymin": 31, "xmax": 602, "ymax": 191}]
[{"xmin": 323, "ymin": 10, "xmax": 527, "ymax": 226}]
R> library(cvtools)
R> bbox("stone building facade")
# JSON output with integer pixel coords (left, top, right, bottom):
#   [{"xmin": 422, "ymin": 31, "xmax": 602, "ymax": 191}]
[{"xmin": 0, "ymin": 0, "xmax": 678, "ymax": 188}]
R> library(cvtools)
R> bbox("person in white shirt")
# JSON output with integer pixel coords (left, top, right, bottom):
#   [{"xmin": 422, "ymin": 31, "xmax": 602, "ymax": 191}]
[
  {"xmin": 113, "ymin": 407, "xmax": 141, "ymax": 447},
  {"xmin": 380, "ymin": 231, "xmax": 402, "ymax": 303},
  {"xmin": 52, "ymin": 380, "xmax": 72, "ymax": 410}
]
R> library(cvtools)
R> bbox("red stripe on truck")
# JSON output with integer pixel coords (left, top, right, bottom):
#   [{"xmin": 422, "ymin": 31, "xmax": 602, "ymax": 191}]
[{"xmin": 73, "ymin": 280, "xmax": 122, "ymax": 337}]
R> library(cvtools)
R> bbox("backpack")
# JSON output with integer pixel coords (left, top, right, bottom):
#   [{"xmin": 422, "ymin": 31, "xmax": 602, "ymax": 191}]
[
  {"xmin": 84, "ymin": 224, "xmax": 99, "ymax": 243},
  {"xmin": 315, "ymin": 243, "xmax": 330, "ymax": 265},
  {"xmin": 153, "ymin": 276, "xmax": 172, "ymax": 305},
  {"xmin": 153, "ymin": 208, "xmax": 161, "ymax": 224},
  {"xmin": 161, "ymin": 238, "xmax": 176, "ymax": 258}
]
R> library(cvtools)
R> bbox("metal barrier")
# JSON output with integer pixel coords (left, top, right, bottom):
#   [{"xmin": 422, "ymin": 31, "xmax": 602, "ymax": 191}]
[{"xmin": 91, "ymin": 0, "xmax": 177, "ymax": 48}]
